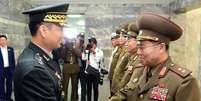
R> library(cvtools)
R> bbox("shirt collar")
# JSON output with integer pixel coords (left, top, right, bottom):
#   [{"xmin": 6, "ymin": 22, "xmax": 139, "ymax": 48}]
[{"xmin": 32, "ymin": 42, "xmax": 53, "ymax": 59}]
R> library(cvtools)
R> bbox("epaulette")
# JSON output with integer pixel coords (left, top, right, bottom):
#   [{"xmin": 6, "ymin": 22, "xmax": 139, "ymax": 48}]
[{"xmin": 169, "ymin": 63, "xmax": 192, "ymax": 78}]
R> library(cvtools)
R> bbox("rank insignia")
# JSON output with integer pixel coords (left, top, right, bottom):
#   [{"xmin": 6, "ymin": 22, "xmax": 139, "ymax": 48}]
[
  {"xmin": 150, "ymin": 84, "xmax": 168, "ymax": 101},
  {"xmin": 35, "ymin": 53, "xmax": 44, "ymax": 65}
]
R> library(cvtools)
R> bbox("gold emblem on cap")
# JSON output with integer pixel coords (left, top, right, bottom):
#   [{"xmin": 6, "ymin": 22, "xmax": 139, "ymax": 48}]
[{"xmin": 44, "ymin": 13, "xmax": 66, "ymax": 23}]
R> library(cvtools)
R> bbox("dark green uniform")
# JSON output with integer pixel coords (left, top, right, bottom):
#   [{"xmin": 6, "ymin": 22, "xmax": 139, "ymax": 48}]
[
  {"xmin": 14, "ymin": 42, "xmax": 62, "ymax": 101},
  {"xmin": 109, "ymin": 58, "xmax": 200, "ymax": 101}
]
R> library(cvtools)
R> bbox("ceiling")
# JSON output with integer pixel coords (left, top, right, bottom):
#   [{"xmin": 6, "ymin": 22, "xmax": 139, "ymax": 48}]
[{"xmin": 28, "ymin": 0, "xmax": 176, "ymax": 14}]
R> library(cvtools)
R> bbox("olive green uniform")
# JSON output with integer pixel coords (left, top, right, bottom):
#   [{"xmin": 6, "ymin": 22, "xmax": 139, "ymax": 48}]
[
  {"xmin": 118, "ymin": 56, "xmax": 143, "ymax": 89},
  {"xmin": 61, "ymin": 44, "xmax": 80, "ymax": 101},
  {"xmin": 111, "ymin": 48, "xmax": 130, "ymax": 94},
  {"xmin": 108, "ymin": 46, "xmax": 123, "ymax": 81},
  {"xmin": 109, "ymin": 58, "xmax": 200, "ymax": 101}
]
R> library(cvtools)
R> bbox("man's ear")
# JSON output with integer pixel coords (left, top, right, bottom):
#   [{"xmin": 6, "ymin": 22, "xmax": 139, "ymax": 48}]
[
  {"xmin": 38, "ymin": 24, "xmax": 48, "ymax": 38},
  {"xmin": 159, "ymin": 43, "xmax": 166, "ymax": 51}
]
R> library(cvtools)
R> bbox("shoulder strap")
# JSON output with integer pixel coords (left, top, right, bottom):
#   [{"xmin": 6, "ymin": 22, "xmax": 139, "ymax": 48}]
[{"xmin": 169, "ymin": 64, "xmax": 192, "ymax": 78}]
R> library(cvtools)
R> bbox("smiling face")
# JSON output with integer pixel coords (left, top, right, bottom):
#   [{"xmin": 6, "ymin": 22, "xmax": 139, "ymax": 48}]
[{"xmin": 40, "ymin": 23, "xmax": 63, "ymax": 50}]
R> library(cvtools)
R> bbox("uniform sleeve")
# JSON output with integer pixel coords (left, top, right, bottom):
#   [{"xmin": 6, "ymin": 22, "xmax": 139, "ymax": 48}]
[
  {"xmin": 175, "ymin": 76, "xmax": 200, "ymax": 101},
  {"xmin": 21, "ymin": 68, "xmax": 58, "ymax": 101},
  {"xmin": 108, "ymin": 90, "xmax": 127, "ymax": 101}
]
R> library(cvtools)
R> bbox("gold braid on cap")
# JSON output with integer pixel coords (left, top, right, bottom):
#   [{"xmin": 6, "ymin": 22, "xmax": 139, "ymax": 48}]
[
  {"xmin": 44, "ymin": 12, "xmax": 66, "ymax": 23},
  {"xmin": 137, "ymin": 31, "xmax": 159, "ymax": 41},
  {"xmin": 137, "ymin": 35, "xmax": 159, "ymax": 41}
]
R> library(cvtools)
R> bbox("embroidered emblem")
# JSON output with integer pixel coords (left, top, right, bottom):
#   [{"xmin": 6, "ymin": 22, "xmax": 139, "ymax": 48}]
[
  {"xmin": 35, "ymin": 53, "xmax": 43, "ymax": 65},
  {"xmin": 150, "ymin": 84, "xmax": 168, "ymax": 101}
]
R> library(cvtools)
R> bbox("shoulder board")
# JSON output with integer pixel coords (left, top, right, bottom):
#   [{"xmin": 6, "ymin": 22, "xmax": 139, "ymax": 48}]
[{"xmin": 169, "ymin": 64, "xmax": 192, "ymax": 78}]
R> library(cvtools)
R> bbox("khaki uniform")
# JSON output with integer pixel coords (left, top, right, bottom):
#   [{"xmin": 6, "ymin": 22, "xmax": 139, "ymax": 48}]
[
  {"xmin": 118, "ymin": 56, "xmax": 143, "ymax": 89},
  {"xmin": 108, "ymin": 46, "xmax": 123, "ymax": 80},
  {"xmin": 111, "ymin": 48, "xmax": 130, "ymax": 94},
  {"xmin": 109, "ymin": 58, "xmax": 200, "ymax": 101},
  {"xmin": 62, "ymin": 45, "xmax": 80, "ymax": 101}
]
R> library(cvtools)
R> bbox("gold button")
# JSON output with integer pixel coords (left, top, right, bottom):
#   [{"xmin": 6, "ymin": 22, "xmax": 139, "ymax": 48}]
[
  {"xmin": 132, "ymin": 78, "xmax": 138, "ymax": 83},
  {"xmin": 155, "ymin": 37, "xmax": 159, "ymax": 41},
  {"xmin": 140, "ymin": 94, "xmax": 143, "ymax": 98},
  {"xmin": 178, "ymin": 68, "xmax": 182, "ymax": 71}
]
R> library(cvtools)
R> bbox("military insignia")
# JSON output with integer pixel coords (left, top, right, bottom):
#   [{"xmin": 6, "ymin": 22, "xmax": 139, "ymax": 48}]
[
  {"xmin": 127, "ymin": 65, "xmax": 133, "ymax": 74},
  {"xmin": 35, "ymin": 53, "xmax": 44, "ymax": 65},
  {"xmin": 43, "ymin": 54, "xmax": 50, "ymax": 61},
  {"xmin": 55, "ymin": 71, "xmax": 61, "ymax": 80},
  {"xmin": 159, "ymin": 67, "xmax": 167, "ymax": 77},
  {"xmin": 150, "ymin": 83, "xmax": 168, "ymax": 101},
  {"xmin": 128, "ymin": 66, "xmax": 133, "ymax": 71}
]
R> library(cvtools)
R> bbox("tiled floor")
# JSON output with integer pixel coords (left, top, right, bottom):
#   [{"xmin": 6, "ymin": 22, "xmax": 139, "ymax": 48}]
[{"xmin": 69, "ymin": 76, "xmax": 110, "ymax": 101}]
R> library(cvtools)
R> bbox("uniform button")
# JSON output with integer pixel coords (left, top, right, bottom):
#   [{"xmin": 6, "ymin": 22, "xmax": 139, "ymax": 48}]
[
  {"xmin": 178, "ymin": 68, "xmax": 182, "ymax": 71},
  {"xmin": 182, "ymin": 70, "xmax": 186, "ymax": 73},
  {"xmin": 170, "ymin": 63, "xmax": 174, "ymax": 66},
  {"xmin": 132, "ymin": 78, "xmax": 138, "ymax": 83},
  {"xmin": 140, "ymin": 94, "xmax": 143, "ymax": 98}
]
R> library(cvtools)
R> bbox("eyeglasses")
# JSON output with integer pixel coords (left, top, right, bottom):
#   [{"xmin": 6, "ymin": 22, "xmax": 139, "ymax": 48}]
[{"xmin": 137, "ymin": 43, "xmax": 161, "ymax": 51}]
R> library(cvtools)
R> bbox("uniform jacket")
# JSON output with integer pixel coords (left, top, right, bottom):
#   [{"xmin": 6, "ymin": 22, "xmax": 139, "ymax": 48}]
[
  {"xmin": 0, "ymin": 47, "xmax": 15, "ymax": 74},
  {"xmin": 111, "ymin": 49, "xmax": 130, "ymax": 94},
  {"xmin": 108, "ymin": 46, "xmax": 123, "ymax": 80},
  {"xmin": 61, "ymin": 44, "xmax": 80, "ymax": 74},
  {"xmin": 118, "ymin": 55, "xmax": 143, "ymax": 90},
  {"xmin": 109, "ymin": 57, "xmax": 200, "ymax": 101},
  {"xmin": 14, "ymin": 42, "xmax": 62, "ymax": 101}
]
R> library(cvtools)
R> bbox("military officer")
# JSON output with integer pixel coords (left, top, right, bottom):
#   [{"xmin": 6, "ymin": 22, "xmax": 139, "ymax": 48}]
[
  {"xmin": 14, "ymin": 3, "xmax": 69, "ymax": 101},
  {"xmin": 109, "ymin": 13, "xmax": 200, "ymax": 101},
  {"xmin": 117, "ymin": 22, "xmax": 144, "ymax": 90},
  {"xmin": 108, "ymin": 29, "xmax": 124, "ymax": 96},
  {"xmin": 111, "ymin": 22, "xmax": 139, "ymax": 95},
  {"xmin": 61, "ymin": 40, "xmax": 81, "ymax": 101}
]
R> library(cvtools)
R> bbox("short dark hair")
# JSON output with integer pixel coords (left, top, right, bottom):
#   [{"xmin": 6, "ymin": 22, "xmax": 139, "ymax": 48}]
[
  {"xmin": 28, "ymin": 22, "xmax": 42, "ymax": 36},
  {"xmin": 89, "ymin": 38, "xmax": 97, "ymax": 45},
  {"xmin": 0, "ymin": 34, "xmax": 7, "ymax": 39}
]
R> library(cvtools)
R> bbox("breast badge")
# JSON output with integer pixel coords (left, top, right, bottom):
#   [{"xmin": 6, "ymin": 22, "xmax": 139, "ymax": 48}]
[{"xmin": 149, "ymin": 83, "xmax": 168, "ymax": 101}]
